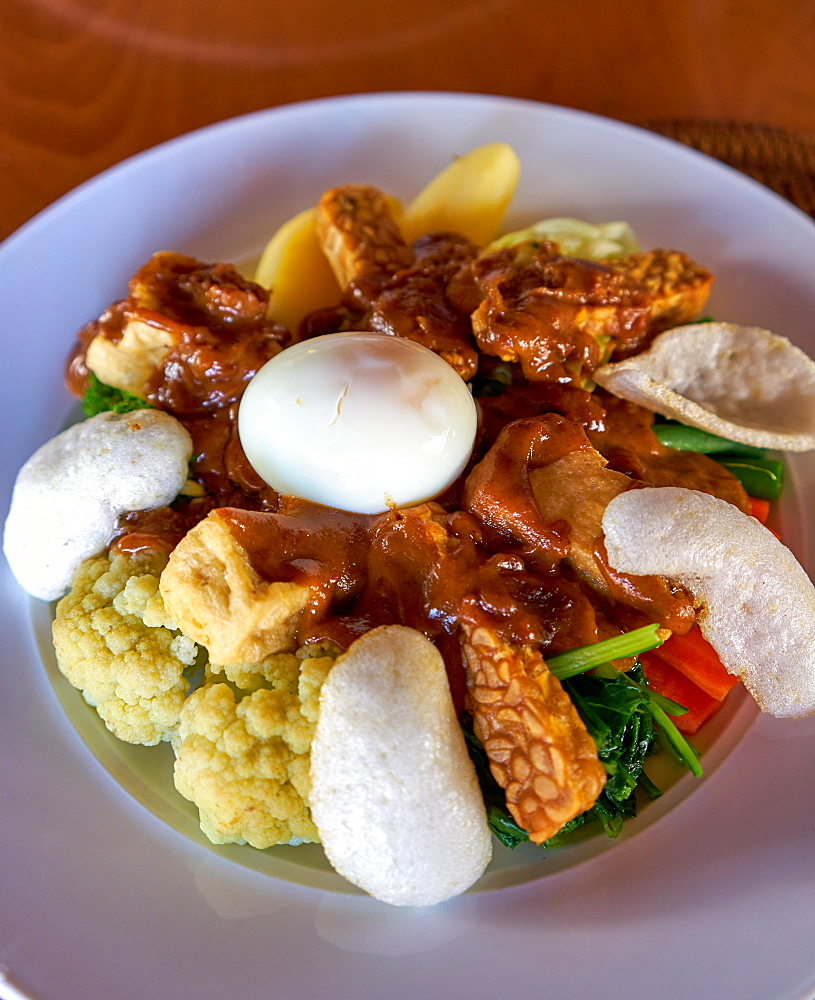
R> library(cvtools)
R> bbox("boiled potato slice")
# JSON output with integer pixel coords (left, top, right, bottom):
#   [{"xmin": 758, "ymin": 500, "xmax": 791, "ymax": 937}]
[
  {"xmin": 254, "ymin": 207, "xmax": 342, "ymax": 335},
  {"xmin": 400, "ymin": 142, "xmax": 521, "ymax": 246}
]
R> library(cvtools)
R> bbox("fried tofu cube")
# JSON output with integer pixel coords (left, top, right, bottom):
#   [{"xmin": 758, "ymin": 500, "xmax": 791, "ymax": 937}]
[{"xmin": 159, "ymin": 510, "xmax": 311, "ymax": 665}]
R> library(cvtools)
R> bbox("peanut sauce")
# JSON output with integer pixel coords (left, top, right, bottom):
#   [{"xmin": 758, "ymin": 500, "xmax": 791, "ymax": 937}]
[
  {"xmin": 301, "ymin": 232, "xmax": 480, "ymax": 378},
  {"xmin": 67, "ymin": 246, "xmax": 745, "ymax": 703},
  {"xmin": 69, "ymin": 253, "xmax": 287, "ymax": 527},
  {"xmin": 465, "ymin": 242, "xmax": 652, "ymax": 382}
]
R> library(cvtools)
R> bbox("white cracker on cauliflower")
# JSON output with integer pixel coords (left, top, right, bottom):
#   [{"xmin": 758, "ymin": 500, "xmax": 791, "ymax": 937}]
[{"xmin": 3, "ymin": 409, "xmax": 193, "ymax": 601}]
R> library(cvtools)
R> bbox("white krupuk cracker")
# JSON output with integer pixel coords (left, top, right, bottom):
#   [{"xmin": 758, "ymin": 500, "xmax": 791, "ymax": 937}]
[
  {"xmin": 594, "ymin": 322, "xmax": 815, "ymax": 451},
  {"xmin": 602, "ymin": 487, "xmax": 815, "ymax": 717},
  {"xmin": 309, "ymin": 625, "xmax": 492, "ymax": 905},
  {"xmin": 3, "ymin": 409, "xmax": 192, "ymax": 601}
]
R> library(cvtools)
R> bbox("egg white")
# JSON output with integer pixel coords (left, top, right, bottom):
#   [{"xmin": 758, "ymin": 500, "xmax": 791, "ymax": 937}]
[{"xmin": 238, "ymin": 332, "xmax": 478, "ymax": 514}]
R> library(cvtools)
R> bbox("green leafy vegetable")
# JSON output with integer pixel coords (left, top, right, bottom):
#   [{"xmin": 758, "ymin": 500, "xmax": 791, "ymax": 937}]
[
  {"xmin": 564, "ymin": 666, "xmax": 663, "ymax": 833},
  {"xmin": 651, "ymin": 420, "xmax": 785, "ymax": 500},
  {"xmin": 81, "ymin": 372, "xmax": 152, "ymax": 417},
  {"xmin": 469, "ymin": 362, "xmax": 513, "ymax": 398},
  {"xmin": 462, "ymin": 625, "xmax": 705, "ymax": 851},
  {"xmin": 647, "ymin": 701, "xmax": 703, "ymax": 776},
  {"xmin": 594, "ymin": 663, "xmax": 702, "ymax": 778},
  {"xmin": 716, "ymin": 456, "xmax": 785, "ymax": 500}
]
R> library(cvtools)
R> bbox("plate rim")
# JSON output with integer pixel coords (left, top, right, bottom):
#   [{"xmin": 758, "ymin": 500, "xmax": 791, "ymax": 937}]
[{"xmin": 3, "ymin": 91, "xmax": 815, "ymax": 1000}]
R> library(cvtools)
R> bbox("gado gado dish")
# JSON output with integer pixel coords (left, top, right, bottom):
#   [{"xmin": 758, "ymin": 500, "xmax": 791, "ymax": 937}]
[{"xmin": 5, "ymin": 144, "xmax": 815, "ymax": 906}]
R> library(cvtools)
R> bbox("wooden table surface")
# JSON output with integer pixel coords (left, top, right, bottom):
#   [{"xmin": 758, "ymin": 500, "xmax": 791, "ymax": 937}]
[{"xmin": 2, "ymin": 0, "xmax": 814, "ymax": 241}]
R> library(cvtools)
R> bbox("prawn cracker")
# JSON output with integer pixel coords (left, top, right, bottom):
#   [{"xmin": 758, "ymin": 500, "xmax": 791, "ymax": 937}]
[
  {"xmin": 602, "ymin": 486, "xmax": 815, "ymax": 717},
  {"xmin": 309, "ymin": 625, "xmax": 492, "ymax": 905},
  {"xmin": 594, "ymin": 322, "xmax": 815, "ymax": 451}
]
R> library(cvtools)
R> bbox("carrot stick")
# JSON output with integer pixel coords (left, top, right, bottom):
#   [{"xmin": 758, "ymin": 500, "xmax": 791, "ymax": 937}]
[
  {"xmin": 651, "ymin": 626, "xmax": 740, "ymax": 701},
  {"xmin": 640, "ymin": 652, "xmax": 722, "ymax": 735},
  {"xmin": 748, "ymin": 496, "xmax": 771, "ymax": 524}
]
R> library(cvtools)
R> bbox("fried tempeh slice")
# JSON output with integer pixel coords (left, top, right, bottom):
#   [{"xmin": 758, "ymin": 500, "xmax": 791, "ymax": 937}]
[
  {"xmin": 312, "ymin": 187, "xmax": 482, "ymax": 378},
  {"xmin": 461, "ymin": 621, "xmax": 606, "ymax": 844},
  {"xmin": 467, "ymin": 244, "xmax": 650, "ymax": 382},
  {"xmin": 466, "ymin": 244, "xmax": 712, "ymax": 383},
  {"xmin": 314, "ymin": 184, "xmax": 413, "ymax": 289},
  {"xmin": 611, "ymin": 249, "xmax": 713, "ymax": 332},
  {"xmin": 364, "ymin": 233, "xmax": 481, "ymax": 379}
]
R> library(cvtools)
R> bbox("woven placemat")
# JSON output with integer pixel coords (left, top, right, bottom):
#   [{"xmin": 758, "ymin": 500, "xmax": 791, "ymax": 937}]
[{"xmin": 636, "ymin": 120, "xmax": 815, "ymax": 218}]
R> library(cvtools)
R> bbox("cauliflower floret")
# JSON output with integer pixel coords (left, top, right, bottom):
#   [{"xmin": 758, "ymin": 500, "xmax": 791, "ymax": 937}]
[
  {"xmin": 174, "ymin": 646, "xmax": 336, "ymax": 848},
  {"xmin": 206, "ymin": 652, "xmax": 302, "ymax": 695},
  {"xmin": 52, "ymin": 548, "xmax": 199, "ymax": 745}
]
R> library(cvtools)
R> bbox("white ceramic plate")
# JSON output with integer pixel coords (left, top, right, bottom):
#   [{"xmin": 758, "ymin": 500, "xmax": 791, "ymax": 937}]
[{"xmin": 2, "ymin": 93, "xmax": 815, "ymax": 1000}]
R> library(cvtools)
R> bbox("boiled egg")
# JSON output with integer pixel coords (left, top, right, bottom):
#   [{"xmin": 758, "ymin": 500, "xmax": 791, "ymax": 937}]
[{"xmin": 238, "ymin": 332, "xmax": 478, "ymax": 514}]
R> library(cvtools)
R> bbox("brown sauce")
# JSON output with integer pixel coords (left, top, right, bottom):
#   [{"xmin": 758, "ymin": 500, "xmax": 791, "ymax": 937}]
[
  {"xmin": 463, "ymin": 242, "xmax": 652, "ymax": 382},
  {"xmin": 302, "ymin": 232, "xmax": 480, "ymax": 378},
  {"xmin": 588, "ymin": 392, "xmax": 749, "ymax": 512},
  {"xmin": 68, "ymin": 245, "xmax": 744, "ymax": 697}
]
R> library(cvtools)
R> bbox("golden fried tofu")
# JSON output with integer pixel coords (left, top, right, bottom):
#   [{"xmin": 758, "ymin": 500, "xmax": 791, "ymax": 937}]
[
  {"xmin": 159, "ymin": 501, "xmax": 372, "ymax": 665},
  {"xmin": 159, "ymin": 510, "xmax": 311, "ymax": 665},
  {"xmin": 80, "ymin": 251, "xmax": 286, "ymax": 410},
  {"xmin": 530, "ymin": 447, "xmax": 631, "ymax": 596},
  {"xmin": 530, "ymin": 444, "xmax": 697, "ymax": 633},
  {"xmin": 85, "ymin": 315, "xmax": 176, "ymax": 399}
]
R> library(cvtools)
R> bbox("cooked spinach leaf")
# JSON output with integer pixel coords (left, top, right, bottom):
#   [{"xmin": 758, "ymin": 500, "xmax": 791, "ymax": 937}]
[{"xmin": 81, "ymin": 371, "xmax": 152, "ymax": 417}]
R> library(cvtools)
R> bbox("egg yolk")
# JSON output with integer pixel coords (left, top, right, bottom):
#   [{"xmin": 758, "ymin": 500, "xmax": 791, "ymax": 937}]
[{"xmin": 238, "ymin": 332, "xmax": 478, "ymax": 514}]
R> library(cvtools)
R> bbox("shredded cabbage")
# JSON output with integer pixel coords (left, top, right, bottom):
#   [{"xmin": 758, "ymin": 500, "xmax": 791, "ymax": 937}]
[{"xmin": 490, "ymin": 216, "xmax": 639, "ymax": 260}]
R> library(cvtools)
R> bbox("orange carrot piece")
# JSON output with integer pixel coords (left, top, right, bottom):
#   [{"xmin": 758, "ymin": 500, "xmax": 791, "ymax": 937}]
[
  {"xmin": 748, "ymin": 496, "xmax": 770, "ymax": 524},
  {"xmin": 640, "ymin": 651, "xmax": 722, "ymax": 735},
  {"xmin": 652, "ymin": 626, "xmax": 740, "ymax": 701},
  {"xmin": 748, "ymin": 495, "xmax": 782, "ymax": 540}
]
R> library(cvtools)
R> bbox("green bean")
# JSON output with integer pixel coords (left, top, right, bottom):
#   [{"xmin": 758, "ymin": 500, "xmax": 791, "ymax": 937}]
[
  {"xmin": 652, "ymin": 422, "xmax": 766, "ymax": 457},
  {"xmin": 716, "ymin": 457, "xmax": 785, "ymax": 500}
]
